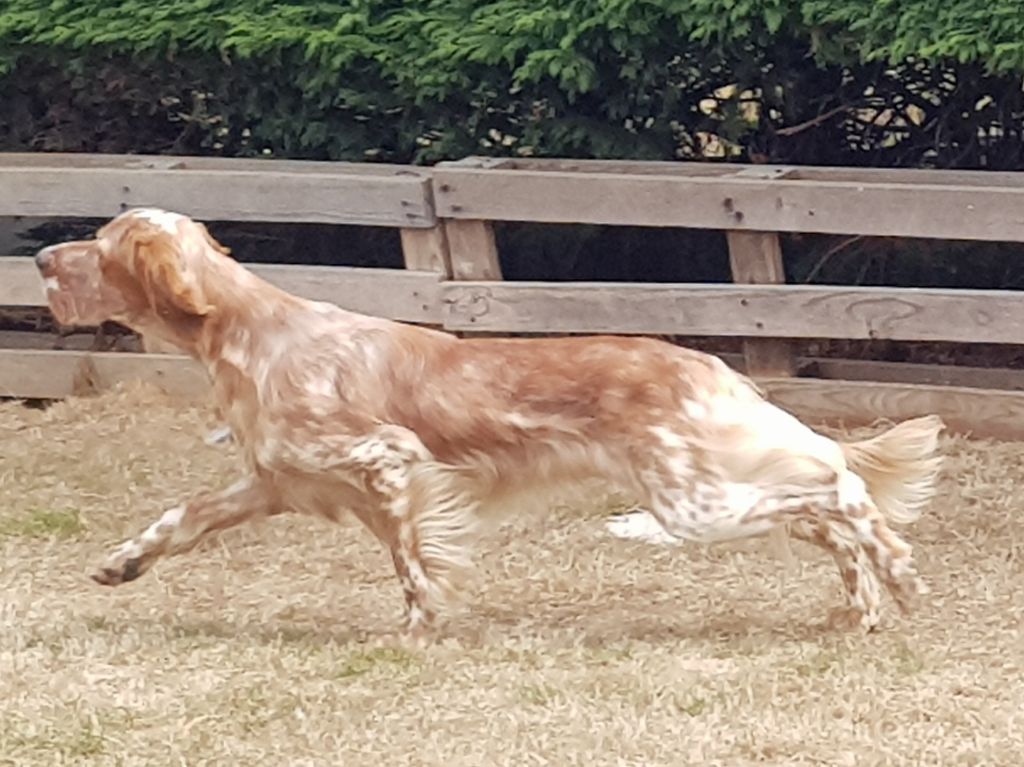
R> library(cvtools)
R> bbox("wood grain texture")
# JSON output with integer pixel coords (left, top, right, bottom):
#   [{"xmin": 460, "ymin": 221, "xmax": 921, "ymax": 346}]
[
  {"xmin": 431, "ymin": 167, "xmax": 1024, "ymax": 241},
  {"xmin": 447, "ymin": 156, "xmax": 1024, "ymax": 188},
  {"xmin": 439, "ymin": 281, "xmax": 1024, "ymax": 343},
  {"xmin": 13, "ymin": 253, "xmax": 1023, "ymax": 344},
  {"xmin": 802, "ymin": 358, "xmax": 1024, "ymax": 392},
  {"xmin": 444, "ymin": 220, "xmax": 503, "ymax": 280},
  {"xmin": 400, "ymin": 226, "xmax": 451, "ymax": 274},
  {"xmin": 246, "ymin": 264, "xmax": 443, "ymax": 323},
  {"xmin": 0, "ymin": 350, "xmax": 208, "ymax": 400},
  {"xmin": 0, "ymin": 258, "xmax": 443, "ymax": 324},
  {"xmin": 0, "ymin": 167, "xmax": 435, "ymax": 226},
  {"xmin": 0, "ymin": 152, "xmax": 432, "ymax": 177},
  {"xmin": 0, "ymin": 257, "xmax": 47, "ymax": 305},
  {"xmin": 761, "ymin": 377, "xmax": 1024, "ymax": 440},
  {"xmin": 701, "ymin": 353, "xmax": 1024, "ymax": 393},
  {"xmin": 726, "ymin": 232, "xmax": 786, "ymax": 283},
  {"xmin": 0, "ymin": 331, "xmax": 98, "ymax": 351},
  {"xmin": 726, "ymin": 230, "xmax": 795, "ymax": 377}
]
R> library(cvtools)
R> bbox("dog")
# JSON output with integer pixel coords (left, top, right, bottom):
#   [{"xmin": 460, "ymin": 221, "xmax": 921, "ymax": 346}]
[{"xmin": 35, "ymin": 208, "xmax": 944, "ymax": 635}]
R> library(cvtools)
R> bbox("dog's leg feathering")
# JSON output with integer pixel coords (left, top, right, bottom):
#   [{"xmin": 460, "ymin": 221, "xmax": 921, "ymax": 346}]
[
  {"xmin": 322, "ymin": 426, "xmax": 479, "ymax": 636},
  {"xmin": 382, "ymin": 462, "xmax": 479, "ymax": 637}
]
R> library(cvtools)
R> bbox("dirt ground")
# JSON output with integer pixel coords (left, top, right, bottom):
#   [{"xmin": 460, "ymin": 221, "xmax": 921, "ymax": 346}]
[{"xmin": 1, "ymin": 385, "xmax": 1021, "ymax": 766}]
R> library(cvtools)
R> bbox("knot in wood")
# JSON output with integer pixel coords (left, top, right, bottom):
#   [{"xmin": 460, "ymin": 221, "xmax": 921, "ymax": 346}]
[{"xmin": 447, "ymin": 288, "xmax": 492, "ymax": 320}]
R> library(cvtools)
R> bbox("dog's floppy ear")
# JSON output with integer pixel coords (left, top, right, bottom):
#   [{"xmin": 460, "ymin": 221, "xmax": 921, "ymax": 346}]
[{"xmin": 124, "ymin": 228, "xmax": 213, "ymax": 318}]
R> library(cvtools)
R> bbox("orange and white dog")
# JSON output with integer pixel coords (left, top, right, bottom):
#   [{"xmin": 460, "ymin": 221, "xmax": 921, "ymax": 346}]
[{"xmin": 36, "ymin": 208, "xmax": 943, "ymax": 635}]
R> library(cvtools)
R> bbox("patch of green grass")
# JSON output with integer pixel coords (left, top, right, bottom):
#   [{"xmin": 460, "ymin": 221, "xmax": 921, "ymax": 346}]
[
  {"xmin": 3, "ymin": 720, "xmax": 107, "ymax": 760},
  {"xmin": 892, "ymin": 641, "xmax": 926, "ymax": 675},
  {"xmin": 793, "ymin": 648, "xmax": 845, "ymax": 677},
  {"xmin": 520, "ymin": 683, "xmax": 560, "ymax": 706},
  {"xmin": 168, "ymin": 619, "xmax": 239, "ymax": 643},
  {"xmin": 0, "ymin": 508, "xmax": 84, "ymax": 540},
  {"xmin": 498, "ymin": 646, "xmax": 547, "ymax": 669},
  {"xmin": 710, "ymin": 636, "xmax": 764, "ymax": 658},
  {"xmin": 584, "ymin": 645, "xmax": 635, "ymax": 666},
  {"xmin": 335, "ymin": 646, "xmax": 420, "ymax": 679},
  {"xmin": 207, "ymin": 685, "xmax": 298, "ymax": 737},
  {"xmin": 675, "ymin": 696, "xmax": 707, "ymax": 717},
  {"xmin": 21, "ymin": 630, "xmax": 68, "ymax": 655}
]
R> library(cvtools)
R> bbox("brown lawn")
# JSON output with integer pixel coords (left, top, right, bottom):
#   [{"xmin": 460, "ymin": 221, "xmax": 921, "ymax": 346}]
[{"xmin": 0, "ymin": 385, "xmax": 1021, "ymax": 766}]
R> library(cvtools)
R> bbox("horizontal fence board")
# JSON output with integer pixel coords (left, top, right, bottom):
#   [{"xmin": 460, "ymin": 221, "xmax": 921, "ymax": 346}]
[
  {"xmin": 666, "ymin": 352, "xmax": 1024, "ymax": 393},
  {"xmin": 760, "ymin": 377, "xmax": 1024, "ymax": 440},
  {"xmin": 440, "ymin": 282, "xmax": 1024, "ymax": 343},
  {"xmin": 0, "ymin": 331, "xmax": 132, "ymax": 352},
  {"xmin": 432, "ymin": 167, "xmax": 1024, "ymax": 241},
  {"xmin": 0, "ymin": 350, "xmax": 208, "ymax": 400},
  {"xmin": 448, "ymin": 157, "xmax": 743, "ymax": 177},
  {"xmin": 11, "ymin": 255, "xmax": 1024, "ymax": 344},
  {"xmin": 0, "ymin": 258, "xmax": 443, "ymax": 324},
  {"xmin": 0, "ymin": 152, "xmax": 426, "ymax": 177},
  {"xmin": 0, "ymin": 167, "xmax": 434, "ymax": 227},
  {"xmin": 0, "ymin": 258, "xmax": 46, "ymax": 305},
  {"xmin": 463, "ymin": 157, "xmax": 1024, "ymax": 189},
  {"xmin": 246, "ymin": 264, "xmax": 442, "ymax": 323},
  {"xmin": 801, "ymin": 358, "xmax": 1024, "ymax": 392},
  {"xmin": 3, "ymin": 347, "xmax": 1023, "ymax": 439}
]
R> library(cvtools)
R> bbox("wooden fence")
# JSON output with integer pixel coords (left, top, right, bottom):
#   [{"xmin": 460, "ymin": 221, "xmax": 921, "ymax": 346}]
[{"xmin": 4, "ymin": 152, "xmax": 1024, "ymax": 437}]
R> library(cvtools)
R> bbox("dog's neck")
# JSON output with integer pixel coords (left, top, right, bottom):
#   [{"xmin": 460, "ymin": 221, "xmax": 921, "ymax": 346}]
[{"xmin": 142, "ymin": 255, "xmax": 306, "ymax": 368}]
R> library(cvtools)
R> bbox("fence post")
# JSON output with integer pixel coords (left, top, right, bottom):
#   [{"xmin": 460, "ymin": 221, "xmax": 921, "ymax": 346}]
[
  {"xmin": 432, "ymin": 158, "xmax": 504, "ymax": 281},
  {"xmin": 399, "ymin": 169, "xmax": 453, "ymax": 277},
  {"xmin": 726, "ymin": 230, "xmax": 796, "ymax": 377},
  {"xmin": 723, "ymin": 166, "xmax": 797, "ymax": 377},
  {"xmin": 443, "ymin": 220, "xmax": 502, "ymax": 280},
  {"xmin": 400, "ymin": 226, "xmax": 451, "ymax": 275}
]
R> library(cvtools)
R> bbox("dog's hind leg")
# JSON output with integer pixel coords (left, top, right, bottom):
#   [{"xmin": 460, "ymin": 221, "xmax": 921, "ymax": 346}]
[
  {"xmin": 607, "ymin": 507, "xmax": 884, "ymax": 630},
  {"xmin": 789, "ymin": 520, "xmax": 883, "ymax": 630},
  {"xmin": 638, "ymin": 467, "xmax": 922, "ymax": 626},
  {"xmin": 825, "ymin": 473, "xmax": 926, "ymax": 615}
]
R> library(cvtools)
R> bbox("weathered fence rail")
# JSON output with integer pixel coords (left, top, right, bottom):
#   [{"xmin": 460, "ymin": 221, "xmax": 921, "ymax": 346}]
[
  {"xmin": 439, "ymin": 281, "xmax": 1024, "ymax": 342},
  {"xmin": 431, "ymin": 158, "xmax": 1024, "ymax": 240},
  {"xmin": 0, "ymin": 153, "xmax": 436, "ymax": 226},
  {"xmin": 4, "ymin": 152, "xmax": 1024, "ymax": 437}
]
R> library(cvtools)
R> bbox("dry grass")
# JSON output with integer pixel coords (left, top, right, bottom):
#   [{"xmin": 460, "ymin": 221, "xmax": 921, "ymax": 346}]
[{"xmin": 1, "ymin": 384, "xmax": 1021, "ymax": 766}]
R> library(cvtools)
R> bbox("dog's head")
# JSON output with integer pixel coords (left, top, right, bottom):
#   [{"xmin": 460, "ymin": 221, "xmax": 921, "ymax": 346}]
[{"xmin": 34, "ymin": 208, "xmax": 230, "ymax": 330}]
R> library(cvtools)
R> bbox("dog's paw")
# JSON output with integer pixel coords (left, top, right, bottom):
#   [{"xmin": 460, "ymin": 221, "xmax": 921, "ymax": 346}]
[
  {"xmin": 90, "ymin": 541, "xmax": 148, "ymax": 586},
  {"xmin": 605, "ymin": 508, "xmax": 681, "ymax": 546},
  {"xmin": 825, "ymin": 606, "xmax": 879, "ymax": 633},
  {"xmin": 889, "ymin": 573, "xmax": 928, "ymax": 616},
  {"xmin": 91, "ymin": 557, "xmax": 142, "ymax": 586}
]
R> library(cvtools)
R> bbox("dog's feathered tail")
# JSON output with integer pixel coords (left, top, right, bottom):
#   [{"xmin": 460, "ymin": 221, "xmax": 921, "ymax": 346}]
[{"xmin": 839, "ymin": 415, "xmax": 945, "ymax": 525}]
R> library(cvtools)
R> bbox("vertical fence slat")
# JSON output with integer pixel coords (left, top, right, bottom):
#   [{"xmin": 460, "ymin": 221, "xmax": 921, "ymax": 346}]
[
  {"xmin": 400, "ymin": 227, "xmax": 451, "ymax": 275},
  {"xmin": 726, "ymin": 230, "xmax": 796, "ymax": 376},
  {"xmin": 444, "ymin": 220, "xmax": 503, "ymax": 280}
]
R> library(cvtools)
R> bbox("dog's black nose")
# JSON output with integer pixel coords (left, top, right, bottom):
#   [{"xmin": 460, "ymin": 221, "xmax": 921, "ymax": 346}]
[{"xmin": 35, "ymin": 248, "xmax": 53, "ymax": 271}]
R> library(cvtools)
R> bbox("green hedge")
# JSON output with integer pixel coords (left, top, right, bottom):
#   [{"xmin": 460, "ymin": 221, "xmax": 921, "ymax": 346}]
[
  {"xmin": 5, "ymin": 1, "xmax": 1024, "ymax": 73},
  {"xmin": 2, "ymin": 0, "xmax": 1023, "ymax": 167}
]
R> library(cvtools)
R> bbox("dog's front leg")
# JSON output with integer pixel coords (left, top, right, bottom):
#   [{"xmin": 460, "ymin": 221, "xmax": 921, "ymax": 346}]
[{"xmin": 92, "ymin": 475, "xmax": 279, "ymax": 586}]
